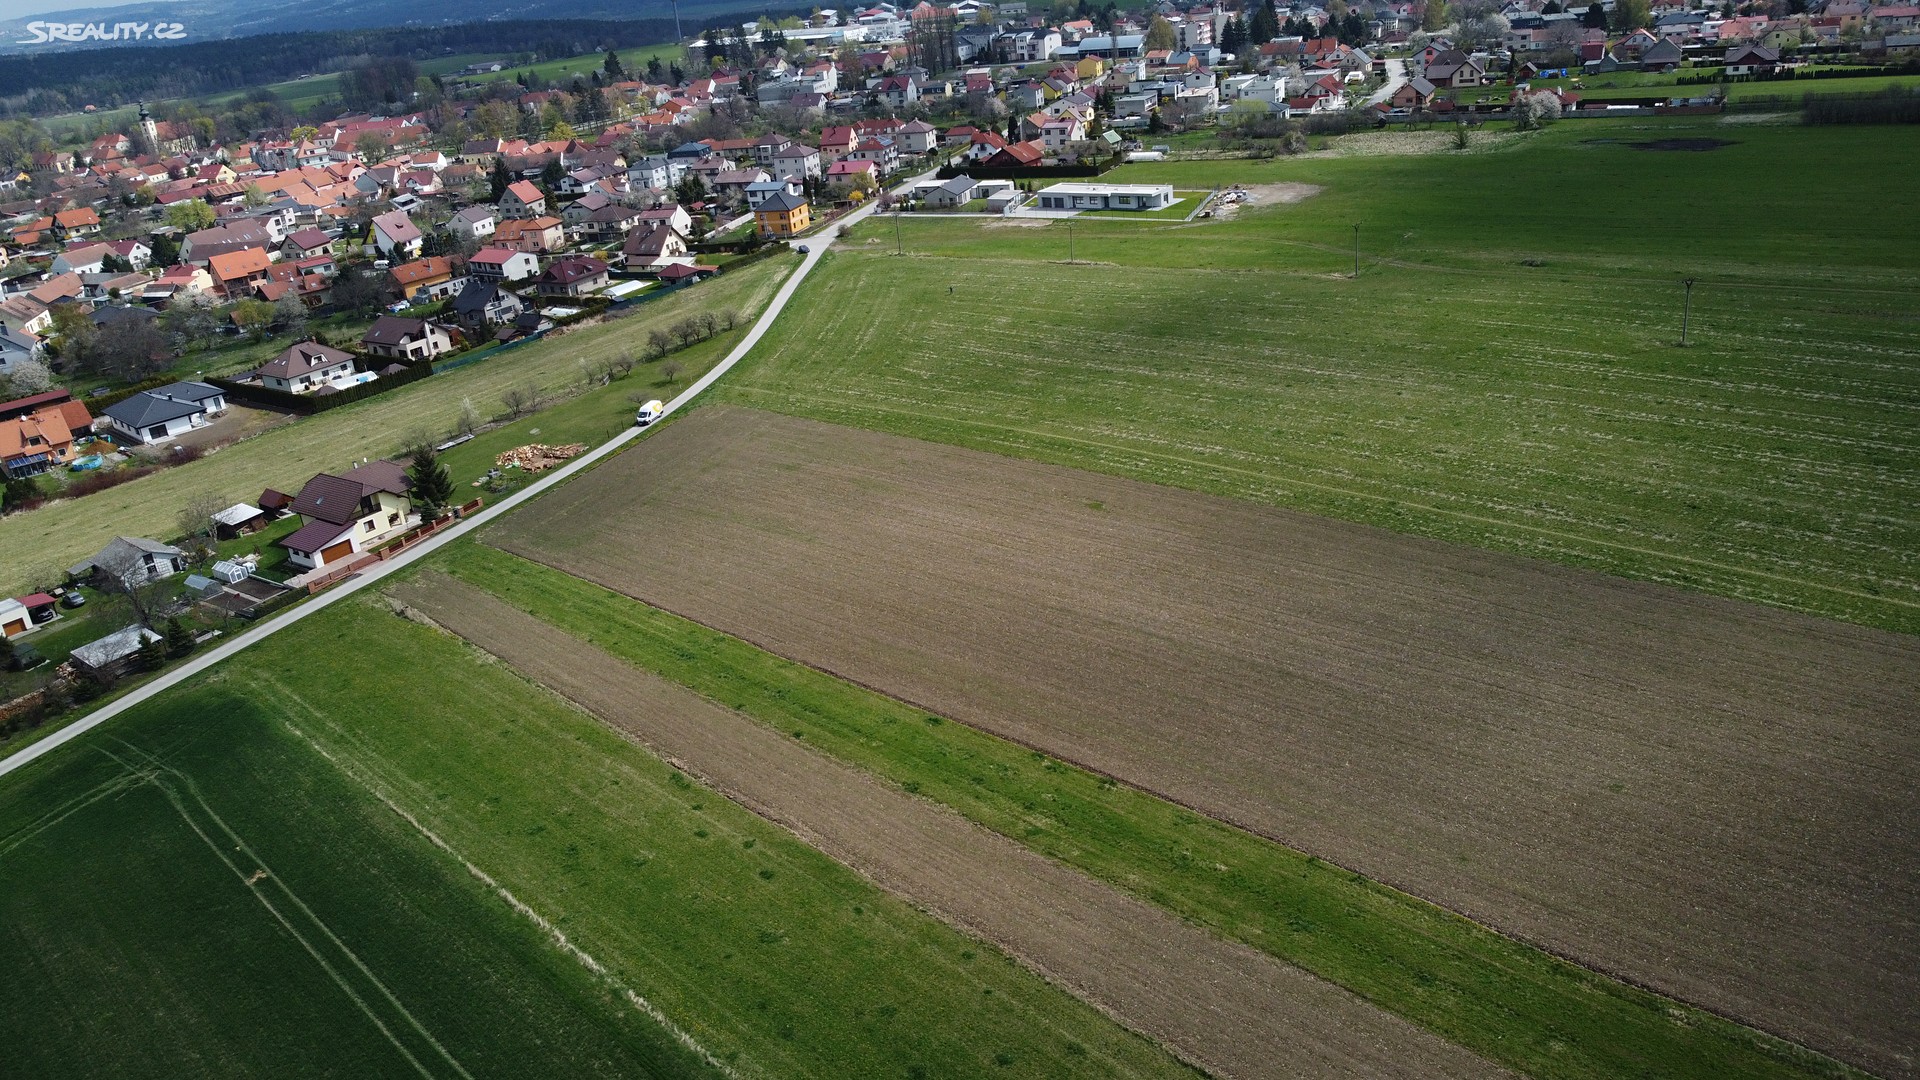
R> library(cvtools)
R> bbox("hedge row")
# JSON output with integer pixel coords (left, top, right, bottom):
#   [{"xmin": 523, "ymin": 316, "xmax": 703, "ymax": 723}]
[
  {"xmin": 207, "ymin": 359, "xmax": 432, "ymax": 415},
  {"xmin": 85, "ymin": 375, "xmax": 175, "ymax": 410}
]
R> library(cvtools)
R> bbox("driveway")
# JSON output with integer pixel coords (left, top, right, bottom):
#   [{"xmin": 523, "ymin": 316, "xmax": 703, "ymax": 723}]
[{"xmin": 1366, "ymin": 58, "xmax": 1409, "ymax": 107}]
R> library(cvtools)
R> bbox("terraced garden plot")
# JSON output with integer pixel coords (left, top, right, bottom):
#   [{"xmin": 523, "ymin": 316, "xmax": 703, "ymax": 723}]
[
  {"xmin": 392, "ymin": 571, "xmax": 1506, "ymax": 1080},
  {"xmin": 489, "ymin": 405, "xmax": 1920, "ymax": 1078}
]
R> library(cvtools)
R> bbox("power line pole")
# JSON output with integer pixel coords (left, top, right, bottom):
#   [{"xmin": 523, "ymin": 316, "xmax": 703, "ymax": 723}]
[
  {"xmin": 671, "ymin": 0, "xmax": 682, "ymax": 44},
  {"xmin": 1067, "ymin": 221, "xmax": 1075, "ymax": 264},
  {"xmin": 1352, "ymin": 222, "xmax": 1361, "ymax": 277},
  {"xmin": 1681, "ymin": 278, "xmax": 1695, "ymax": 347},
  {"xmin": 894, "ymin": 210, "xmax": 902, "ymax": 256}
]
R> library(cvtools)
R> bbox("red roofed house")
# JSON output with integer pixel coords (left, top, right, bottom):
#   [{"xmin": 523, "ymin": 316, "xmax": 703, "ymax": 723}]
[
  {"xmin": 208, "ymin": 248, "xmax": 274, "ymax": 299},
  {"xmin": 468, "ymin": 247, "xmax": 541, "ymax": 281},
  {"xmin": 499, "ymin": 180, "xmax": 548, "ymax": 219},
  {"xmin": 983, "ymin": 140, "xmax": 1046, "ymax": 168},
  {"xmin": 492, "ymin": 217, "xmax": 565, "ymax": 254},
  {"xmin": 387, "ymin": 257, "xmax": 456, "ymax": 301},
  {"xmin": 0, "ymin": 398, "xmax": 92, "ymax": 478}
]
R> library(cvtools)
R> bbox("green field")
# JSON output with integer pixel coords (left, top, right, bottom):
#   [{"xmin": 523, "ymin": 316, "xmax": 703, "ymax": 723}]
[
  {"xmin": 0, "ymin": 594, "xmax": 1197, "ymax": 1080},
  {"xmin": 0, "ymin": 256, "xmax": 797, "ymax": 595},
  {"xmin": 711, "ymin": 120, "xmax": 1920, "ymax": 633},
  {"xmin": 462, "ymin": 44, "xmax": 688, "ymax": 89},
  {"xmin": 433, "ymin": 540, "xmax": 1862, "ymax": 1080}
]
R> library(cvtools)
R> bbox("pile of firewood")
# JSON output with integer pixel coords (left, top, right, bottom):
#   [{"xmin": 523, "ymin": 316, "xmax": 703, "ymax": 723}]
[{"xmin": 495, "ymin": 443, "xmax": 587, "ymax": 472}]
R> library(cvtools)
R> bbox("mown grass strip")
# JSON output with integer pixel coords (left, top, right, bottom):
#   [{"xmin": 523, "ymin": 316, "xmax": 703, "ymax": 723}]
[{"xmin": 440, "ymin": 540, "xmax": 1866, "ymax": 1080}]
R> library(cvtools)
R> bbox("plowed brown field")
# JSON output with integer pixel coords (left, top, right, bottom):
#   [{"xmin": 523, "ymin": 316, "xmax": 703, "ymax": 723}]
[
  {"xmin": 392, "ymin": 572, "xmax": 1505, "ymax": 1080},
  {"xmin": 491, "ymin": 405, "xmax": 1920, "ymax": 1077}
]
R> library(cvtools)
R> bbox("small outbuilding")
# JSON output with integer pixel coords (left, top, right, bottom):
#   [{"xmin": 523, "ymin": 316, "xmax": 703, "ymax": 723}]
[
  {"xmin": 211, "ymin": 502, "xmax": 267, "ymax": 539},
  {"xmin": 68, "ymin": 625, "xmax": 161, "ymax": 677}
]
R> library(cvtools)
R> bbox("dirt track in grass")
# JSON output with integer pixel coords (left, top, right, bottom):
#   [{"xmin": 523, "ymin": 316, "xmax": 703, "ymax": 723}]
[
  {"xmin": 488, "ymin": 405, "xmax": 1920, "ymax": 1076},
  {"xmin": 391, "ymin": 573, "xmax": 1504, "ymax": 1080}
]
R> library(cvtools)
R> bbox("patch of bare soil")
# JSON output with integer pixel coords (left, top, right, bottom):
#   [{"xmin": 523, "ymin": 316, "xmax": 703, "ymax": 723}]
[
  {"xmin": 1210, "ymin": 183, "xmax": 1324, "ymax": 220},
  {"xmin": 490, "ymin": 405, "xmax": 1920, "ymax": 1078},
  {"xmin": 982, "ymin": 219, "xmax": 1051, "ymax": 228},
  {"xmin": 391, "ymin": 572, "xmax": 1506, "ymax": 1080}
]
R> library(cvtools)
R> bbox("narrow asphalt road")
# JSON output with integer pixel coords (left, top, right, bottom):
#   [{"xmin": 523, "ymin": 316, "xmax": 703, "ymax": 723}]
[{"xmin": 0, "ymin": 174, "xmax": 928, "ymax": 781}]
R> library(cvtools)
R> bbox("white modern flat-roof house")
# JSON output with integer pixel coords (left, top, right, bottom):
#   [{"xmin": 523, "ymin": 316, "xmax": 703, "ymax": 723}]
[{"xmin": 1033, "ymin": 183, "xmax": 1177, "ymax": 211}]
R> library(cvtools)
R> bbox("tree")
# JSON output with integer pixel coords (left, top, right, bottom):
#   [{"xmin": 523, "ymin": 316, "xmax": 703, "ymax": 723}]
[
  {"xmin": 91, "ymin": 545, "xmax": 174, "ymax": 629},
  {"xmin": 1513, "ymin": 90, "xmax": 1563, "ymax": 130},
  {"xmin": 162, "ymin": 292, "xmax": 219, "ymax": 350},
  {"xmin": 1583, "ymin": 1, "xmax": 1609, "ymax": 27},
  {"xmin": 1220, "ymin": 16, "xmax": 1248, "ymax": 54},
  {"xmin": 89, "ymin": 318, "xmax": 171, "ymax": 383},
  {"xmin": 232, "ymin": 299, "xmax": 275, "ymax": 340},
  {"xmin": 1423, "ymin": 0, "xmax": 1450, "ymax": 30},
  {"xmin": 1249, "ymin": 0, "xmax": 1281, "ymax": 43},
  {"xmin": 675, "ymin": 173, "xmax": 708, "ymax": 205},
  {"xmin": 356, "ymin": 131, "xmax": 390, "ymax": 161},
  {"xmin": 489, "ymin": 156, "xmax": 512, "ymax": 201},
  {"xmin": 647, "ymin": 57, "xmax": 665, "ymax": 82},
  {"xmin": 501, "ymin": 384, "xmax": 538, "ymax": 418},
  {"xmin": 177, "ymin": 492, "xmax": 227, "ymax": 565},
  {"xmin": 330, "ymin": 264, "xmax": 387, "ymax": 317},
  {"xmin": 1457, "ymin": 11, "xmax": 1511, "ymax": 48},
  {"xmin": 164, "ymin": 616, "xmax": 195, "ymax": 659},
  {"xmin": 1610, "ymin": 0, "xmax": 1650, "ymax": 30},
  {"xmin": 456, "ymin": 397, "xmax": 482, "ymax": 436},
  {"xmin": 604, "ymin": 49, "xmax": 625, "ymax": 79},
  {"xmin": 2, "ymin": 476, "xmax": 38, "ymax": 515},
  {"xmin": 645, "ymin": 327, "xmax": 672, "ymax": 360},
  {"xmin": 272, "ymin": 294, "xmax": 309, "ymax": 339},
  {"xmin": 149, "ymin": 233, "xmax": 180, "ymax": 268},
  {"xmin": 136, "ymin": 631, "xmax": 167, "ymax": 673},
  {"xmin": 1144, "ymin": 14, "xmax": 1177, "ymax": 50},
  {"xmin": 407, "ymin": 447, "xmax": 455, "ymax": 517},
  {"xmin": 164, "ymin": 199, "xmax": 215, "ymax": 232},
  {"xmin": 0, "ymin": 359, "xmax": 52, "ymax": 396}
]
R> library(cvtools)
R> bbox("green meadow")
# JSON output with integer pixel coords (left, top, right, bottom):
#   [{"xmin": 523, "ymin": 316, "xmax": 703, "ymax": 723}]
[
  {"xmin": 714, "ymin": 119, "xmax": 1920, "ymax": 632},
  {"xmin": 0, "ymin": 595, "xmax": 1197, "ymax": 1079}
]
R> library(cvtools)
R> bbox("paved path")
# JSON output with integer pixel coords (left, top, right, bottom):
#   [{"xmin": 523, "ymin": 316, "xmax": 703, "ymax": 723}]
[
  {"xmin": 0, "ymin": 173, "xmax": 927, "ymax": 782},
  {"xmin": 1365, "ymin": 58, "xmax": 1409, "ymax": 107}
]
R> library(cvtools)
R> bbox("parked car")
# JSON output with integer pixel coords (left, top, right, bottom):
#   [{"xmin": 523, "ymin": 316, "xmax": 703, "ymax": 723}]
[{"xmin": 634, "ymin": 399, "xmax": 665, "ymax": 426}]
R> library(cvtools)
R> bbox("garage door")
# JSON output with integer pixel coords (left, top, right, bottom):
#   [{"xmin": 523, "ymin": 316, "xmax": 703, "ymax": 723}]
[
  {"xmin": 2, "ymin": 619, "xmax": 24, "ymax": 638},
  {"xmin": 321, "ymin": 540, "xmax": 355, "ymax": 565}
]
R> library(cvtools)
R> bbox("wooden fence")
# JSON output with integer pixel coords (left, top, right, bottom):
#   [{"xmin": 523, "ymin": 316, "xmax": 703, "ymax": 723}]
[{"xmin": 303, "ymin": 497, "xmax": 484, "ymax": 594}]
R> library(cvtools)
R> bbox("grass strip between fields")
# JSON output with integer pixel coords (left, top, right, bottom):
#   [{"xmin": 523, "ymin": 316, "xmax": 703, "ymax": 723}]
[{"xmin": 436, "ymin": 541, "xmax": 1868, "ymax": 1080}]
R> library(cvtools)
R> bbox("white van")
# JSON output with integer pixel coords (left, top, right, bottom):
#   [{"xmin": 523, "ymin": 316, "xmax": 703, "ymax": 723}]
[{"xmin": 634, "ymin": 399, "xmax": 665, "ymax": 426}]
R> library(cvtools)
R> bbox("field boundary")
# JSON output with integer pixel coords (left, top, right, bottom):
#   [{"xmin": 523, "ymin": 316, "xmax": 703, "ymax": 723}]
[
  {"xmin": 728, "ymin": 386, "xmax": 1920, "ymax": 614},
  {"xmin": 441, "ymin": 542, "xmax": 1875, "ymax": 1080}
]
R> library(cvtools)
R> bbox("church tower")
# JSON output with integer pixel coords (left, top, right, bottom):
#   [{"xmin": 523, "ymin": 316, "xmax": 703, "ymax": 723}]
[{"xmin": 138, "ymin": 101, "xmax": 159, "ymax": 151}]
